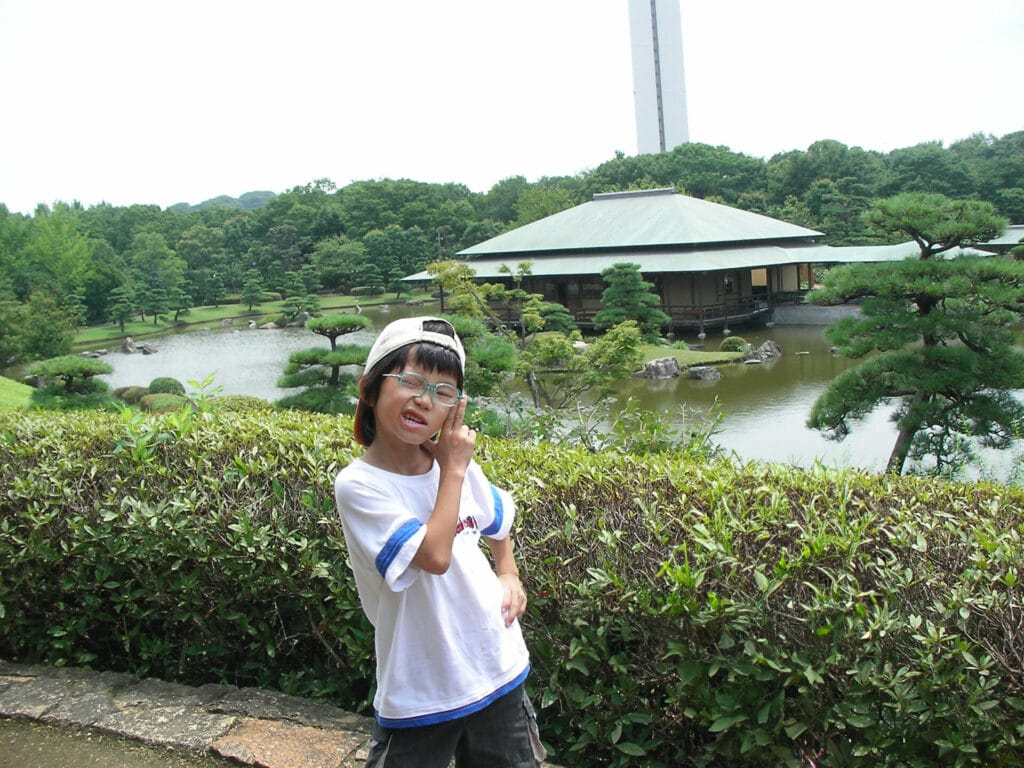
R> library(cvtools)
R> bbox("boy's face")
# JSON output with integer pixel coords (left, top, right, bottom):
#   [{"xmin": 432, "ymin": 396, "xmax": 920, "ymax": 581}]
[{"xmin": 371, "ymin": 352, "xmax": 461, "ymax": 448}]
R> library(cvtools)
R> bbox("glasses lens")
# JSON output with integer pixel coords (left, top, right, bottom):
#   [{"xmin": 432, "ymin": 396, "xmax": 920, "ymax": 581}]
[
  {"xmin": 398, "ymin": 372, "xmax": 428, "ymax": 391},
  {"xmin": 433, "ymin": 384, "xmax": 461, "ymax": 406}
]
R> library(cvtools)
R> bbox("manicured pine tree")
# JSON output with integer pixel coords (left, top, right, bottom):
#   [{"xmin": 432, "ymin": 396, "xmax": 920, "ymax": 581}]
[
  {"xmin": 594, "ymin": 262, "xmax": 670, "ymax": 340},
  {"xmin": 807, "ymin": 193, "xmax": 1022, "ymax": 475}
]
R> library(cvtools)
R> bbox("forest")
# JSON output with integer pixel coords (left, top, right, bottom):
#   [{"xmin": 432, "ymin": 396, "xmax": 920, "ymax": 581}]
[{"xmin": 1, "ymin": 131, "xmax": 1022, "ymax": 367}]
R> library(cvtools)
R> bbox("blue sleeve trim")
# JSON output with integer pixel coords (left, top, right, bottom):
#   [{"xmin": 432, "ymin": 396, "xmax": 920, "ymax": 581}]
[
  {"xmin": 375, "ymin": 519, "xmax": 422, "ymax": 578},
  {"xmin": 376, "ymin": 665, "xmax": 530, "ymax": 728},
  {"xmin": 480, "ymin": 484, "xmax": 504, "ymax": 537}
]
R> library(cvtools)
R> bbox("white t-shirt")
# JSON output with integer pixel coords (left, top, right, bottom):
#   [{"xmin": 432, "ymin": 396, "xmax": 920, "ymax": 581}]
[{"xmin": 334, "ymin": 457, "xmax": 530, "ymax": 727}]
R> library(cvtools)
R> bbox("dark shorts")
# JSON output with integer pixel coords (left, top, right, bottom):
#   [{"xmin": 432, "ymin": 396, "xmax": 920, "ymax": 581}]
[{"xmin": 365, "ymin": 683, "xmax": 546, "ymax": 768}]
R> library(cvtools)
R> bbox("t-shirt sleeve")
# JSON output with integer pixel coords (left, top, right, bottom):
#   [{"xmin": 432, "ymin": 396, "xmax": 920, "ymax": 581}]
[
  {"xmin": 468, "ymin": 464, "xmax": 515, "ymax": 540},
  {"xmin": 335, "ymin": 472, "xmax": 425, "ymax": 592}
]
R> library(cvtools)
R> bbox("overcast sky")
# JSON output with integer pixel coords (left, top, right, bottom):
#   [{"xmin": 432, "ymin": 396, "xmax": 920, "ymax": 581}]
[{"xmin": 1, "ymin": 0, "xmax": 1021, "ymax": 215}]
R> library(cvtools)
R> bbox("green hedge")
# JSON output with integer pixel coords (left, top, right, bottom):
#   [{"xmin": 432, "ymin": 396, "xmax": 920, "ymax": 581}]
[{"xmin": 1, "ymin": 408, "xmax": 1022, "ymax": 767}]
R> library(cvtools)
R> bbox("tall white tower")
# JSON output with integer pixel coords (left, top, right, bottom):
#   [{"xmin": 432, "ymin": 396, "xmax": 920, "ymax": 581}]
[{"xmin": 628, "ymin": 0, "xmax": 689, "ymax": 155}]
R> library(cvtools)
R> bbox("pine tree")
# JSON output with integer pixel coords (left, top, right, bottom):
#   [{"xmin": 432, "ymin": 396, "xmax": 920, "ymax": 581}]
[
  {"xmin": 807, "ymin": 193, "xmax": 1021, "ymax": 476},
  {"xmin": 594, "ymin": 263, "xmax": 669, "ymax": 339}
]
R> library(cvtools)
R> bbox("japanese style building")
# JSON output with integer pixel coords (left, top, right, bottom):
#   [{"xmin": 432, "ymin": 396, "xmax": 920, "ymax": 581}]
[{"xmin": 406, "ymin": 188, "xmax": 1010, "ymax": 333}]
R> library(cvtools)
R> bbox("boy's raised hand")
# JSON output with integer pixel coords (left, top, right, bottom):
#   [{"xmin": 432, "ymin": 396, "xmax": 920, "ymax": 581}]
[{"xmin": 422, "ymin": 396, "xmax": 475, "ymax": 471}]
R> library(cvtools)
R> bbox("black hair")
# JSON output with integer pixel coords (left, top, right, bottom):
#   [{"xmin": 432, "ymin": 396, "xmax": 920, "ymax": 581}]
[{"xmin": 355, "ymin": 320, "xmax": 464, "ymax": 446}]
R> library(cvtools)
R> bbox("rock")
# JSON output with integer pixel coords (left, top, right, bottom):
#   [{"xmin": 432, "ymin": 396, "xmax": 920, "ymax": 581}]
[
  {"xmin": 121, "ymin": 337, "xmax": 137, "ymax": 354},
  {"xmin": 260, "ymin": 322, "xmax": 278, "ymax": 330},
  {"xmin": 138, "ymin": 343, "xmax": 158, "ymax": 355},
  {"xmin": 743, "ymin": 340, "xmax": 783, "ymax": 364},
  {"xmin": 221, "ymin": 318, "xmax": 233, "ymax": 327},
  {"xmin": 688, "ymin": 365, "xmax": 721, "ymax": 382},
  {"xmin": 636, "ymin": 356, "xmax": 681, "ymax": 379},
  {"xmin": 248, "ymin": 320, "xmax": 257, "ymax": 329},
  {"xmin": 572, "ymin": 340, "xmax": 589, "ymax": 353}
]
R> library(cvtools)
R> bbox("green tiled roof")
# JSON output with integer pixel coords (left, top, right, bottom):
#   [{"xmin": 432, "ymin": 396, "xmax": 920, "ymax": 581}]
[
  {"xmin": 405, "ymin": 243, "xmax": 924, "ymax": 281},
  {"xmin": 459, "ymin": 188, "xmax": 824, "ymax": 257},
  {"xmin": 402, "ymin": 189, "xmax": 1016, "ymax": 282}
]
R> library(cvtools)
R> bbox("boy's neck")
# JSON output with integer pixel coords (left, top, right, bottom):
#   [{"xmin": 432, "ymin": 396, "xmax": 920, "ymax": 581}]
[{"xmin": 362, "ymin": 443, "xmax": 435, "ymax": 476}]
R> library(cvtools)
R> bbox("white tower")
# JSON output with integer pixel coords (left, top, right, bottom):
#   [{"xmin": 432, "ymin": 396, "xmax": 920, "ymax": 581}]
[{"xmin": 628, "ymin": 0, "xmax": 689, "ymax": 155}]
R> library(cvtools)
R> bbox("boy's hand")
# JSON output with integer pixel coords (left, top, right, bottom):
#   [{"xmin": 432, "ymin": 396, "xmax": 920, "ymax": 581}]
[
  {"xmin": 497, "ymin": 572, "xmax": 527, "ymax": 626},
  {"xmin": 422, "ymin": 396, "xmax": 475, "ymax": 471}
]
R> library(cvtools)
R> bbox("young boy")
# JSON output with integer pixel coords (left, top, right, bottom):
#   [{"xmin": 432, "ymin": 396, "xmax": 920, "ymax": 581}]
[{"xmin": 334, "ymin": 316, "xmax": 545, "ymax": 768}]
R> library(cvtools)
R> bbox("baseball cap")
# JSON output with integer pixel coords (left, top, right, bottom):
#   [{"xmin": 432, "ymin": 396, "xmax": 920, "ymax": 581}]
[{"xmin": 363, "ymin": 316, "xmax": 466, "ymax": 376}]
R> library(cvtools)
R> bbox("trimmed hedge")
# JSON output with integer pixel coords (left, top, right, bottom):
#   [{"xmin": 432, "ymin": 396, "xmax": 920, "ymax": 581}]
[{"xmin": 1, "ymin": 408, "xmax": 1022, "ymax": 766}]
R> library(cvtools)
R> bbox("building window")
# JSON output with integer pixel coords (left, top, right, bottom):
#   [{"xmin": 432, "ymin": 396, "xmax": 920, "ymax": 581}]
[{"xmin": 581, "ymin": 280, "xmax": 603, "ymax": 300}]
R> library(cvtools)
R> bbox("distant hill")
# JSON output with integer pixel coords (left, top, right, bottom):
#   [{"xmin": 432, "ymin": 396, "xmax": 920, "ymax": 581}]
[{"xmin": 167, "ymin": 190, "xmax": 276, "ymax": 213}]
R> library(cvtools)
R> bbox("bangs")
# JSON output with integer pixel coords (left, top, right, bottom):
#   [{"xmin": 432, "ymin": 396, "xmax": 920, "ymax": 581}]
[{"xmin": 409, "ymin": 343, "xmax": 464, "ymax": 387}]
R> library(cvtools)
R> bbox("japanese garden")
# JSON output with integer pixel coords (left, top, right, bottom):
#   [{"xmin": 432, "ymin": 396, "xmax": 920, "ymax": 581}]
[{"xmin": 2, "ymin": 134, "xmax": 1024, "ymax": 766}]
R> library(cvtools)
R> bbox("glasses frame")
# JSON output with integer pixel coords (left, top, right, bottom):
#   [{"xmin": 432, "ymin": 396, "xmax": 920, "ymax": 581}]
[{"xmin": 382, "ymin": 371, "xmax": 463, "ymax": 407}]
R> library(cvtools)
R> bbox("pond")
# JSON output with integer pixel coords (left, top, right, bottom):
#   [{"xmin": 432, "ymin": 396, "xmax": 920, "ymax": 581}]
[
  {"xmin": 0, "ymin": 718, "xmax": 235, "ymax": 768},
  {"xmin": 96, "ymin": 305, "xmax": 1022, "ymax": 480}
]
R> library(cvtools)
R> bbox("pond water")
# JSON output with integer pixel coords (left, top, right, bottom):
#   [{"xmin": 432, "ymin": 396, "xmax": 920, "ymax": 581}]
[
  {"xmin": 97, "ymin": 305, "xmax": 1022, "ymax": 480},
  {"xmin": 0, "ymin": 718, "xmax": 235, "ymax": 768}
]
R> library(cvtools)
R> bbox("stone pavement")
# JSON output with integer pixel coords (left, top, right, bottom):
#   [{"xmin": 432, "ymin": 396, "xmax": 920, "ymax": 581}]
[
  {"xmin": 0, "ymin": 661, "xmax": 561, "ymax": 767},
  {"xmin": 0, "ymin": 660, "xmax": 375, "ymax": 767}
]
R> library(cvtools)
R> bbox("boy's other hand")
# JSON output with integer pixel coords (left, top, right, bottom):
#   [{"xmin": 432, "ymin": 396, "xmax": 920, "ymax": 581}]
[{"xmin": 497, "ymin": 572, "xmax": 527, "ymax": 626}]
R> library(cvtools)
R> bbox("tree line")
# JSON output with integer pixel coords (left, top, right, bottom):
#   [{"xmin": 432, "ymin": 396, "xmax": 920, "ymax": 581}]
[{"xmin": 1, "ymin": 131, "xmax": 1022, "ymax": 367}]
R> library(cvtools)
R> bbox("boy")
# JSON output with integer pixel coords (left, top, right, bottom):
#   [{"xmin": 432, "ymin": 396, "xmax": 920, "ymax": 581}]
[{"xmin": 334, "ymin": 316, "xmax": 545, "ymax": 768}]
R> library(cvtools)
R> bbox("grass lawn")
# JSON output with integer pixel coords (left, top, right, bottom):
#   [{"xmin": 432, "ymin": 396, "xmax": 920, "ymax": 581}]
[
  {"xmin": 0, "ymin": 376, "xmax": 33, "ymax": 410},
  {"xmin": 73, "ymin": 291, "xmax": 431, "ymax": 350},
  {"xmin": 640, "ymin": 344, "xmax": 744, "ymax": 367}
]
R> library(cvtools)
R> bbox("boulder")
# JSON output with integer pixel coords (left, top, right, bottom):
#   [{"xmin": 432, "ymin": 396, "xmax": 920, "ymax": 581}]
[
  {"xmin": 743, "ymin": 340, "xmax": 783, "ymax": 364},
  {"xmin": 120, "ymin": 337, "xmax": 137, "ymax": 354},
  {"xmin": 688, "ymin": 365, "xmax": 722, "ymax": 382},
  {"xmin": 636, "ymin": 357, "xmax": 681, "ymax": 379}
]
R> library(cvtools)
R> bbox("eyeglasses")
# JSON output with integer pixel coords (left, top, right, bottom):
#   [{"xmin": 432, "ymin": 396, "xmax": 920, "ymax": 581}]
[{"xmin": 382, "ymin": 371, "xmax": 463, "ymax": 407}]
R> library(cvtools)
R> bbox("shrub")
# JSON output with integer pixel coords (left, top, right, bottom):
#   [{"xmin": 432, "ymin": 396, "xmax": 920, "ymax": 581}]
[
  {"xmin": 113, "ymin": 385, "xmax": 149, "ymax": 404},
  {"xmin": 139, "ymin": 393, "xmax": 188, "ymax": 412},
  {"xmin": 148, "ymin": 377, "xmax": 185, "ymax": 396},
  {"xmin": 0, "ymin": 409, "xmax": 1021, "ymax": 767},
  {"xmin": 719, "ymin": 335, "xmax": 749, "ymax": 352},
  {"xmin": 275, "ymin": 385, "xmax": 355, "ymax": 415},
  {"xmin": 206, "ymin": 395, "xmax": 275, "ymax": 413}
]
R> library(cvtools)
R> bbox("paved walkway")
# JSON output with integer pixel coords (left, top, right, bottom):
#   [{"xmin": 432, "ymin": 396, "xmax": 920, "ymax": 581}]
[
  {"xmin": 0, "ymin": 660, "xmax": 377, "ymax": 767},
  {"xmin": 0, "ymin": 661, "xmax": 561, "ymax": 767}
]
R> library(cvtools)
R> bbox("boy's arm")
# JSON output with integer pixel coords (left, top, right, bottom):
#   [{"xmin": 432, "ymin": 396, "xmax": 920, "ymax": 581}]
[
  {"xmin": 414, "ymin": 398, "xmax": 475, "ymax": 574},
  {"xmin": 487, "ymin": 535, "xmax": 527, "ymax": 626}
]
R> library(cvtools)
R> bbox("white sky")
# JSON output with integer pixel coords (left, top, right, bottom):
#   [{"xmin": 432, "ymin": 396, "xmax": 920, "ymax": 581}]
[{"xmin": 1, "ymin": 0, "xmax": 1021, "ymax": 215}]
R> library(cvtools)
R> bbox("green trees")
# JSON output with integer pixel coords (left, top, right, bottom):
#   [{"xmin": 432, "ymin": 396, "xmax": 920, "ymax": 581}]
[
  {"xmin": 278, "ymin": 314, "xmax": 371, "ymax": 412},
  {"xmin": 29, "ymin": 354, "xmax": 113, "ymax": 393},
  {"xmin": 240, "ymin": 270, "xmax": 265, "ymax": 312},
  {"xmin": 519, "ymin": 321, "xmax": 643, "ymax": 409},
  {"xmin": 593, "ymin": 263, "xmax": 669, "ymax": 339},
  {"xmin": 0, "ymin": 130, "xmax": 1019, "ymax": 374},
  {"xmin": 807, "ymin": 193, "xmax": 1021, "ymax": 476}
]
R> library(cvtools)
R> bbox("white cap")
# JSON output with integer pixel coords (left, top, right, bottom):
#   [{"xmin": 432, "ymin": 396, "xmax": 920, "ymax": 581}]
[{"xmin": 363, "ymin": 316, "xmax": 466, "ymax": 374}]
